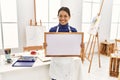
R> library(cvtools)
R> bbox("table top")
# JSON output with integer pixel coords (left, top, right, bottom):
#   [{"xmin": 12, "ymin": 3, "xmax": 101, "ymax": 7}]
[{"xmin": 0, "ymin": 50, "xmax": 50, "ymax": 73}]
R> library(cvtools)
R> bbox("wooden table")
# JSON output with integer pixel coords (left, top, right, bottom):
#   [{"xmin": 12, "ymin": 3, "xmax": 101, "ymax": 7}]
[{"xmin": 0, "ymin": 52, "xmax": 51, "ymax": 80}]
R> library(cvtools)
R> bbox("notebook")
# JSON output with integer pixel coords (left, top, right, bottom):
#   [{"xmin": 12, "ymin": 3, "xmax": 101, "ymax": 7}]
[
  {"xmin": 17, "ymin": 56, "xmax": 36, "ymax": 62},
  {"xmin": 37, "ymin": 56, "xmax": 51, "ymax": 62},
  {"xmin": 12, "ymin": 56, "xmax": 36, "ymax": 67}
]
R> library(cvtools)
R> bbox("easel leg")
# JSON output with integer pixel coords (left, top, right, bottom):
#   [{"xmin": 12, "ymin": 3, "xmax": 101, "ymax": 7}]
[
  {"xmin": 88, "ymin": 36, "xmax": 96, "ymax": 73},
  {"xmin": 85, "ymin": 34, "xmax": 91, "ymax": 58},
  {"xmin": 88, "ymin": 35, "xmax": 94, "ymax": 60},
  {"xmin": 97, "ymin": 34, "xmax": 101, "ymax": 68},
  {"xmin": 85, "ymin": 33, "xmax": 101, "ymax": 73}
]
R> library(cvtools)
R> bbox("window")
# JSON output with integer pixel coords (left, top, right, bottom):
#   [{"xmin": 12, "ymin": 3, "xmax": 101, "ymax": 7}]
[
  {"xmin": 0, "ymin": 0, "xmax": 18, "ymax": 49},
  {"xmin": 110, "ymin": 0, "xmax": 120, "ymax": 39},
  {"xmin": 82, "ymin": 0, "xmax": 101, "ymax": 42},
  {"xmin": 0, "ymin": 24, "xmax": 2, "ymax": 48},
  {"xmin": 36, "ymin": 0, "xmax": 61, "ymax": 31}
]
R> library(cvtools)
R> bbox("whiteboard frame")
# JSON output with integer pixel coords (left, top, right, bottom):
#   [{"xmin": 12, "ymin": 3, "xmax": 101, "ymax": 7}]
[{"xmin": 44, "ymin": 32, "xmax": 84, "ymax": 57}]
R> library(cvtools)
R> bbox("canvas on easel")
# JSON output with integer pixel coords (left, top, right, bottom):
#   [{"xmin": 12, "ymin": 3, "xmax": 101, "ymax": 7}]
[
  {"xmin": 26, "ymin": 25, "xmax": 46, "ymax": 46},
  {"xmin": 88, "ymin": 15, "xmax": 100, "ymax": 36},
  {"xmin": 85, "ymin": 0, "xmax": 104, "ymax": 73}
]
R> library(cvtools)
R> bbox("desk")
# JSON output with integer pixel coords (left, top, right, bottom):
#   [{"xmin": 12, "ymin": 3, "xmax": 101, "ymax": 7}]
[
  {"xmin": 0, "ymin": 52, "xmax": 50, "ymax": 80},
  {"xmin": 0, "ymin": 51, "xmax": 82, "ymax": 80}
]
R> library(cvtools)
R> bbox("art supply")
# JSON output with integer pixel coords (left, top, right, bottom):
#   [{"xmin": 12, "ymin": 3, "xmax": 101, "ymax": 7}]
[
  {"xmin": 4, "ymin": 49, "xmax": 12, "ymax": 63},
  {"xmin": 31, "ymin": 50, "xmax": 37, "ymax": 55}
]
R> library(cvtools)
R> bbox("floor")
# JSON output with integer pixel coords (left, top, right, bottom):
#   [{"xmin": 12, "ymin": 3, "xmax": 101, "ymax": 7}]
[{"xmin": 80, "ymin": 53, "xmax": 118, "ymax": 80}]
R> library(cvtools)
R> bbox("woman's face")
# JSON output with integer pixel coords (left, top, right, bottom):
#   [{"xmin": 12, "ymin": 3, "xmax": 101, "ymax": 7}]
[{"xmin": 58, "ymin": 10, "xmax": 70, "ymax": 25}]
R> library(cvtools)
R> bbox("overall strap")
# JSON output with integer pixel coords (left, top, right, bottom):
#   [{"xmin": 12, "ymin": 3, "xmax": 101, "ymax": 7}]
[{"xmin": 56, "ymin": 26, "xmax": 71, "ymax": 32}]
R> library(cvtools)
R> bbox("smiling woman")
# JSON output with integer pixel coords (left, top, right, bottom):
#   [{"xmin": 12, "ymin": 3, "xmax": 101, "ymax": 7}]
[{"xmin": 48, "ymin": 7, "xmax": 82, "ymax": 80}]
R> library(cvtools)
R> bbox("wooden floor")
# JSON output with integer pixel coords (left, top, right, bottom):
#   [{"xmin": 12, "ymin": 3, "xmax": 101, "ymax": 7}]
[{"xmin": 79, "ymin": 53, "xmax": 118, "ymax": 80}]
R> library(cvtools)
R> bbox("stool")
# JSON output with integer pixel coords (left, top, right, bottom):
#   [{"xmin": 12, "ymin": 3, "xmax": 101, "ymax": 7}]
[
  {"xmin": 100, "ymin": 41, "xmax": 115, "ymax": 56},
  {"xmin": 109, "ymin": 54, "xmax": 120, "ymax": 77}
]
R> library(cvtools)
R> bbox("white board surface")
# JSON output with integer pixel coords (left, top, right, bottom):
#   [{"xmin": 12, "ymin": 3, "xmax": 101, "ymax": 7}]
[{"xmin": 44, "ymin": 32, "xmax": 84, "ymax": 57}]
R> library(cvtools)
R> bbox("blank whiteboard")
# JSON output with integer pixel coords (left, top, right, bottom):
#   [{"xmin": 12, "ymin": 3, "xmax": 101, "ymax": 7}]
[{"xmin": 44, "ymin": 32, "xmax": 84, "ymax": 57}]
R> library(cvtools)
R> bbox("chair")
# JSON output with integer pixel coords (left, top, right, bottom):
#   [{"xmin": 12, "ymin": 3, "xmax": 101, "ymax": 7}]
[
  {"xmin": 23, "ymin": 45, "xmax": 43, "ymax": 51},
  {"xmin": 115, "ymin": 39, "xmax": 120, "ymax": 53}
]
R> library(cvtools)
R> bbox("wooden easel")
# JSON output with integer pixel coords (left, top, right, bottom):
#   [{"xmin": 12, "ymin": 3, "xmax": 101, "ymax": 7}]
[
  {"xmin": 85, "ymin": 32, "xmax": 101, "ymax": 73},
  {"xmin": 29, "ymin": 0, "xmax": 42, "ymax": 26},
  {"xmin": 85, "ymin": 0, "xmax": 104, "ymax": 73}
]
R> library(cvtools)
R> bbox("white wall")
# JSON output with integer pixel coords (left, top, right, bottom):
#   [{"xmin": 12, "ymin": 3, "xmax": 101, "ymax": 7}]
[
  {"xmin": 99, "ymin": 0, "xmax": 113, "ymax": 42},
  {"xmin": 91, "ymin": 0, "xmax": 113, "ymax": 52},
  {"xmin": 16, "ymin": 0, "xmax": 82, "ymax": 52},
  {"xmin": 61, "ymin": 0, "xmax": 82, "ymax": 31},
  {"xmin": 15, "ymin": 0, "xmax": 34, "ymax": 52},
  {"xmin": 15, "ymin": 0, "xmax": 113, "ymax": 52}
]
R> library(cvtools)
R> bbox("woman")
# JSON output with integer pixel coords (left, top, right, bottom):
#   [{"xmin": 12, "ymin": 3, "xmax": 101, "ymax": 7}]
[
  {"xmin": 49, "ymin": 7, "xmax": 77, "ymax": 32},
  {"xmin": 49, "ymin": 7, "xmax": 80, "ymax": 80}
]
